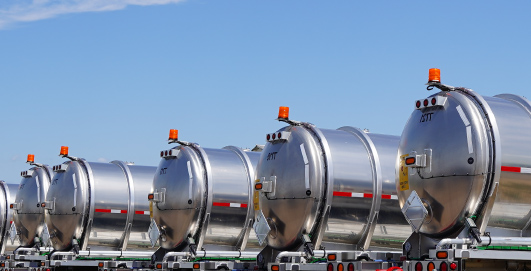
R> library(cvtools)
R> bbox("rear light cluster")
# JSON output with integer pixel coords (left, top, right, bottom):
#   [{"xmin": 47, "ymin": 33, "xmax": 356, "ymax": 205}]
[
  {"xmin": 20, "ymin": 169, "xmax": 34, "ymax": 178},
  {"xmin": 266, "ymin": 131, "xmax": 291, "ymax": 142},
  {"xmin": 53, "ymin": 164, "xmax": 68, "ymax": 172},
  {"xmin": 415, "ymin": 95, "xmax": 447, "ymax": 110},
  {"xmin": 415, "ymin": 261, "xmax": 457, "ymax": 271},
  {"xmin": 160, "ymin": 149, "xmax": 178, "ymax": 159},
  {"xmin": 324, "ymin": 263, "xmax": 352, "ymax": 271}
]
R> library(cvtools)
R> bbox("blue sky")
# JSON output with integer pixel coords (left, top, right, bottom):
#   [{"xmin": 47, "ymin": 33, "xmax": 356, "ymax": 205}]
[{"xmin": 1, "ymin": 1, "xmax": 530, "ymax": 183}]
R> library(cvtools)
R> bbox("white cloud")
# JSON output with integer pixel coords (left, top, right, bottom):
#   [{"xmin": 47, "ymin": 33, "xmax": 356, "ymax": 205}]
[
  {"xmin": 97, "ymin": 157, "xmax": 107, "ymax": 162},
  {"xmin": 0, "ymin": 0, "xmax": 186, "ymax": 29}
]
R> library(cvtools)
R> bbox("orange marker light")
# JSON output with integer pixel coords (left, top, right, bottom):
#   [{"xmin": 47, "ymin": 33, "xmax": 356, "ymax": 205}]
[
  {"xmin": 429, "ymin": 68, "xmax": 441, "ymax": 82},
  {"xmin": 156, "ymin": 264, "xmax": 162, "ymax": 269},
  {"xmin": 278, "ymin": 106, "xmax": 289, "ymax": 119},
  {"xmin": 436, "ymin": 251, "xmax": 448, "ymax": 259},
  {"xmin": 255, "ymin": 183, "xmax": 263, "ymax": 190},
  {"xmin": 327, "ymin": 254, "xmax": 337, "ymax": 261},
  {"xmin": 98, "ymin": 262, "xmax": 104, "ymax": 268},
  {"xmin": 148, "ymin": 194, "xmax": 154, "ymax": 200},
  {"xmin": 60, "ymin": 146, "xmax": 69, "ymax": 156},
  {"xmin": 427, "ymin": 262, "xmax": 435, "ymax": 271},
  {"xmin": 405, "ymin": 157, "xmax": 416, "ymax": 165},
  {"xmin": 27, "ymin": 154, "xmax": 35, "ymax": 163},
  {"xmin": 41, "ymin": 203, "xmax": 46, "ymax": 208},
  {"xmin": 193, "ymin": 263, "xmax": 200, "ymax": 269},
  {"xmin": 169, "ymin": 129, "xmax": 178, "ymax": 140},
  {"xmin": 271, "ymin": 265, "xmax": 280, "ymax": 271}
]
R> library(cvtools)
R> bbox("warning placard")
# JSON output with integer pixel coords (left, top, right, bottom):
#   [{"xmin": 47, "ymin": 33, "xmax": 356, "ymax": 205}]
[{"xmin": 399, "ymin": 154, "xmax": 409, "ymax": 191}]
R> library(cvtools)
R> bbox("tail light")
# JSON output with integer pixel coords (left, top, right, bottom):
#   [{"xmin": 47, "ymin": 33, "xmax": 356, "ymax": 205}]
[
  {"xmin": 415, "ymin": 262, "xmax": 422, "ymax": 271},
  {"xmin": 440, "ymin": 262, "xmax": 448, "ymax": 271}
]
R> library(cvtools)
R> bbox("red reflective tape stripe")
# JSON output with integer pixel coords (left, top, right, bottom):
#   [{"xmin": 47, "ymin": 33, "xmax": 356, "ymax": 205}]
[
  {"xmin": 135, "ymin": 210, "xmax": 147, "ymax": 215},
  {"xmin": 333, "ymin": 191, "xmax": 351, "ymax": 197},
  {"xmin": 334, "ymin": 191, "xmax": 397, "ymax": 200},
  {"xmin": 213, "ymin": 202, "xmax": 231, "ymax": 207},
  {"xmin": 95, "ymin": 209, "xmax": 111, "ymax": 213},
  {"xmin": 212, "ymin": 202, "xmax": 247, "ymax": 208},
  {"xmin": 501, "ymin": 166, "xmax": 521, "ymax": 172},
  {"xmin": 95, "ymin": 209, "xmax": 127, "ymax": 213}
]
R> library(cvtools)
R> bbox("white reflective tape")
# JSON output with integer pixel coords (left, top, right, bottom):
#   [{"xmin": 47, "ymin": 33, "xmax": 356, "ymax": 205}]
[
  {"xmin": 351, "ymin": 192, "xmax": 364, "ymax": 198},
  {"xmin": 110, "ymin": 209, "xmax": 121, "ymax": 214},
  {"xmin": 300, "ymin": 144, "xmax": 310, "ymax": 190},
  {"xmin": 456, "ymin": 105, "xmax": 470, "ymax": 126},
  {"xmin": 466, "ymin": 126, "xmax": 473, "ymax": 154},
  {"xmin": 36, "ymin": 176, "xmax": 41, "ymax": 203},
  {"xmin": 229, "ymin": 203, "xmax": 241, "ymax": 208},
  {"xmin": 521, "ymin": 167, "xmax": 531, "ymax": 174},
  {"xmin": 390, "ymin": 195, "xmax": 398, "ymax": 200},
  {"xmin": 143, "ymin": 211, "xmax": 150, "ymax": 215},
  {"xmin": 187, "ymin": 161, "xmax": 193, "ymax": 201},
  {"xmin": 72, "ymin": 173, "xmax": 77, "ymax": 207}
]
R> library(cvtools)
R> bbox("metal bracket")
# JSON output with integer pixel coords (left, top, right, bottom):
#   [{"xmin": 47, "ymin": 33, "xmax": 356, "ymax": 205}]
[
  {"xmin": 405, "ymin": 151, "xmax": 426, "ymax": 168},
  {"xmin": 302, "ymin": 233, "xmax": 315, "ymax": 257},
  {"xmin": 426, "ymin": 81, "xmax": 456, "ymax": 92},
  {"xmin": 10, "ymin": 202, "xmax": 20, "ymax": 210},
  {"xmin": 187, "ymin": 237, "xmax": 197, "ymax": 256},
  {"xmin": 43, "ymin": 199, "xmax": 55, "ymax": 211},
  {"xmin": 263, "ymin": 176, "xmax": 276, "ymax": 193},
  {"xmin": 150, "ymin": 189, "xmax": 165, "ymax": 203},
  {"xmin": 466, "ymin": 218, "xmax": 481, "ymax": 243},
  {"xmin": 277, "ymin": 118, "xmax": 303, "ymax": 126}
]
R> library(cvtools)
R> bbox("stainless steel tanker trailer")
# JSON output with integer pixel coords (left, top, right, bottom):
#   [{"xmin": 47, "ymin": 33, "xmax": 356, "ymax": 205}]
[
  {"xmin": 149, "ymin": 130, "xmax": 262, "ymax": 270},
  {"xmin": 397, "ymin": 69, "xmax": 531, "ymax": 271},
  {"xmin": 0, "ymin": 181, "xmax": 19, "ymax": 255},
  {"xmin": 43, "ymin": 146, "xmax": 157, "ymax": 269},
  {"xmin": 253, "ymin": 107, "xmax": 411, "ymax": 270},
  {"xmin": 8, "ymin": 154, "xmax": 53, "ymax": 264}
]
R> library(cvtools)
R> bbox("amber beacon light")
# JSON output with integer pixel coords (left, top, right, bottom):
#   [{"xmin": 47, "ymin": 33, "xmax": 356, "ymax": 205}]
[
  {"xmin": 428, "ymin": 68, "xmax": 441, "ymax": 83},
  {"xmin": 59, "ymin": 146, "xmax": 69, "ymax": 156},
  {"xmin": 27, "ymin": 154, "xmax": 35, "ymax": 164},
  {"xmin": 169, "ymin": 129, "xmax": 178, "ymax": 141},
  {"xmin": 278, "ymin": 106, "xmax": 289, "ymax": 119}
]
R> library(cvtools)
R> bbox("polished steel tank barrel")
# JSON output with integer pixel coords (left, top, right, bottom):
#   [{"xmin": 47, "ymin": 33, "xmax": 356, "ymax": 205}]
[
  {"xmin": 253, "ymin": 107, "xmax": 410, "ymax": 252},
  {"xmin": 2, "ymin": 182, "xmax": 19, "ymax": 253},
  {"xmin": 44, "ymin": 146, "xmax": 157, "ymax": 251},
  {"xmin": 150, "ymin": 130, "xmax": 260, "ymax": 252},
  {"xmin": 397, "ymin": 69, "xmax": 531, "ymax": 239},
  {"xmin": 12, "ymin": 154, "xmax": 52, "ymax": 247}
]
